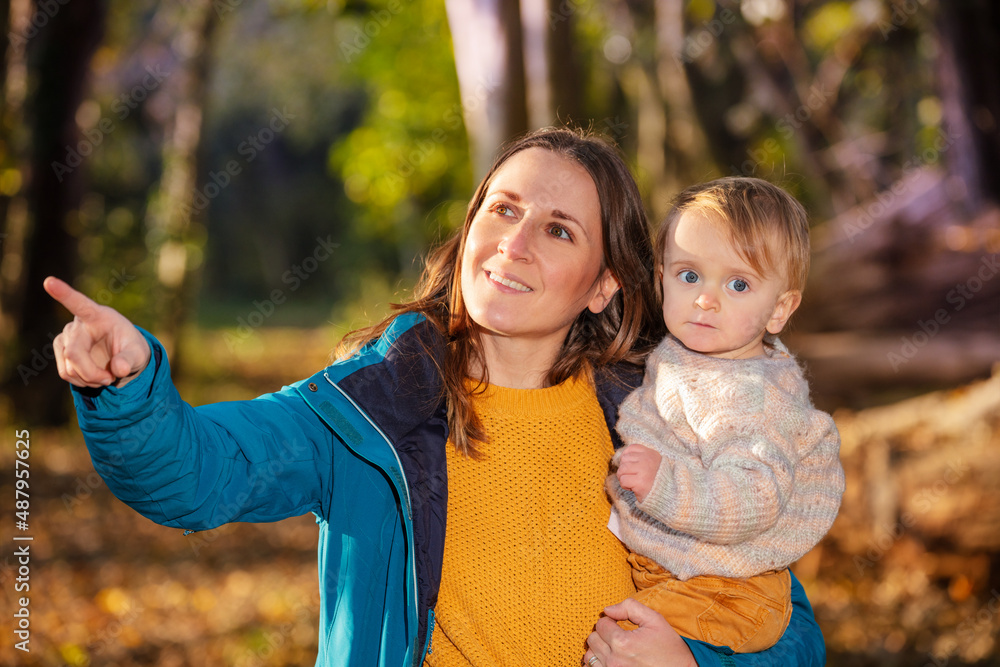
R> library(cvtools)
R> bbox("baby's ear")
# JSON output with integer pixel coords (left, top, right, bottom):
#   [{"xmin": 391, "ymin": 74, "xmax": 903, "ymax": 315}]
[{"xmin": 766, "ymin": 289, "xmax": 802, "ymax": 335}]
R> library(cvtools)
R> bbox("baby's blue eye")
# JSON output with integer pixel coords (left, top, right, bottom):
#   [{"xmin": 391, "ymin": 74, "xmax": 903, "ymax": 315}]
[
  {"xmin": 727, "ymin": 278, "xmax": 749, "ymax": 292},
  {"xmin": 679, "ymin": 270, "xmax": 699, "ymax": 284}
]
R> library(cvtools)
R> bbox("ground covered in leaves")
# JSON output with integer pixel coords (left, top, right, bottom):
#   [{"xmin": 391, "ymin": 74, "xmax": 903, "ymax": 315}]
[{"xmin": 2, "ymin": 329, "xmax": 998, "ymax": 666}]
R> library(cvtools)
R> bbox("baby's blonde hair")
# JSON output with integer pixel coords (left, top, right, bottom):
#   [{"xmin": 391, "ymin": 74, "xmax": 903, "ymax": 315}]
[{"xmin": 655, "ymin": 177, "xmax": 810, "ymax": 294}]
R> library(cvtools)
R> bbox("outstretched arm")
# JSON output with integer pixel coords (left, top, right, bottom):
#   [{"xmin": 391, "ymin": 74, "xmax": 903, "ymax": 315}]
[{"xmin": 46, "ymin": 276, "xmax": 334, "ymax": 530}]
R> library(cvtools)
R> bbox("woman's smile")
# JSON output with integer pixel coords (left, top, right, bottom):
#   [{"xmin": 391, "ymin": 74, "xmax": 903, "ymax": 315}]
[{"xmin": 486, "ymin": 270, "xmax": 533, "ymax": 293}]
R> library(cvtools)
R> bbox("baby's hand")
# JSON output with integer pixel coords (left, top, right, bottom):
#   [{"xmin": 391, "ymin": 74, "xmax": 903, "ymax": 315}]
[{"xmin": 615, "ymin": 443, "xmax": 661, "ymax": 503}]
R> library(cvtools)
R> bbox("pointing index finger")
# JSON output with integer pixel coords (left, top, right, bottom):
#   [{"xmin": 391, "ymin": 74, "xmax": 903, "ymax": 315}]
[{"xmin": 43, "ymin": 276, "xmax": 100, "ymax": 319}]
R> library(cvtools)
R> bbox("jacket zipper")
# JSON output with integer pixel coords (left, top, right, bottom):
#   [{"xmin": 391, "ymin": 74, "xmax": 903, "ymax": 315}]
[
  {"xmin": 322, "ymin": 372, "xmax": 421, "ymax": 656},
  {"xmin": 418, "ymin": 608, "xmax": 435, "ymax": 665}
]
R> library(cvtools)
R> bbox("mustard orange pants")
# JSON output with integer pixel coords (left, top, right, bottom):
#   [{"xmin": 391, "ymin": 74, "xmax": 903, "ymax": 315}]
[{"xmin": 619, "ymin": 553, "xmax": 792, "ymax": 653}]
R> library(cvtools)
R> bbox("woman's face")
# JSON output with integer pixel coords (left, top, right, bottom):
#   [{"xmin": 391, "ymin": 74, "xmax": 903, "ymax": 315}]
[{"xmin": 460, "ymin": 147, "xmax": 619, "ymax": 349}]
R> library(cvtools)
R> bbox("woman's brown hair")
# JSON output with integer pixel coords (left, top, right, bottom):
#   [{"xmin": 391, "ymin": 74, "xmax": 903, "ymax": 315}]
[{"xmin": 340, "ymin": 126, "xmax": 662, "ymax": 454}]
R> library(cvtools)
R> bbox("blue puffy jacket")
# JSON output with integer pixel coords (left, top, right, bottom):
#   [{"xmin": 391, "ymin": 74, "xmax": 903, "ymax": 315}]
[{"xmin": 72, "ymin": 312, "xmax": 826, "ymax": 666}]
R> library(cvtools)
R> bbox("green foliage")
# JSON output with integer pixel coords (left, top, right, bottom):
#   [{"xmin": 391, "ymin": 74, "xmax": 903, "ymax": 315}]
[
  {"xmin": 329, "ymin": 0, "xmax": 471, "ymax": 244},
  {"xmin": 193, "ymin": 0, "xmax": 474, "ymax": 328},
  {"xmin": 803, "ymin": 2, "xmax": 857, "ymax": 52},
  {"xmin": 45, "ymin": 0, "xmax": 956, "ymax": 336}
]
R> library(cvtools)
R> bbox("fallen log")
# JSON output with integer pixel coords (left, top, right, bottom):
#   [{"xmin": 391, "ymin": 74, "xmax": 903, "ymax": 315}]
[
  {"xmin": 826, "ymin": 368, "xmax": 1000, "ymax": 555},
  {"xmin": 787, "ymin": 331, "xmax": 1000, "ymax": 409}
]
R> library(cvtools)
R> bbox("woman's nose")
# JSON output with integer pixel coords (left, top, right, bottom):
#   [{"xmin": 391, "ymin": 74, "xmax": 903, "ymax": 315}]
[{"xmin": 497, "ymin": 221, "xmax": 533, "ymax": 261}]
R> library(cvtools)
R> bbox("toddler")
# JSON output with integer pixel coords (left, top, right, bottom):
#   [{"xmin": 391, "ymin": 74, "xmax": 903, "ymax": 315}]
[{"xmin": 607, "ymin": 177, "xmax": 845, "ymax": 652}]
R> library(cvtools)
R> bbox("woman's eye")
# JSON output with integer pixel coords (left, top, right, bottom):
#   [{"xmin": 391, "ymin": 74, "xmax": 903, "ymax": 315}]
[
  {"xmin": 678, "ymin": 270, "xmax": 699, "ymax": 284},
  {"xmin": 494, "ymin": 204, "xmax": 515, "ymax": 217},
  {"xmin": 548, "ymin": 225, "xmax": 572, "ymax": 240},
  {"xmin": 727, "ymin": 278, "xmax": 749, "ymax": 292}
]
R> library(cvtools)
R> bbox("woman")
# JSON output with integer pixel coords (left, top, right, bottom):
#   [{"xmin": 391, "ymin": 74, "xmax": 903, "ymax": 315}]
[{"xmin": 45, "ymin": 127, "xmax": 825, "ymax": 665}]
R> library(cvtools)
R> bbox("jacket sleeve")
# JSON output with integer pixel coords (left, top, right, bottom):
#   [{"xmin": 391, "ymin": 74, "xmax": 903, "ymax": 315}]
[
  {"xmin": 683, "ymin": 571, "xmax": 826, "ymax": 666},
  {"xmin": 71, "ymin": 328, "xmax": 334, "ymax": 531}
]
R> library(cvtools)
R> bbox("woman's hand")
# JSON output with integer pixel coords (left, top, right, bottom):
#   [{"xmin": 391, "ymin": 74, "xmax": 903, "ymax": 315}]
[
  {"xmin": 43, "ymin": 276, "xmax": 151, "ymax": 388},
  {"xmin": 584, "ymin": 598, "xmax": 697, "ymax": 667},
  {"xmin": 615, "ymin": 444, "xmax": 662, "ymax": 503}
]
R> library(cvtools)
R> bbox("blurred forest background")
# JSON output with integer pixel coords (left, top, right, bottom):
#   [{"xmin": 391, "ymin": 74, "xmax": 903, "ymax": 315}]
[{"xmin": 1, "ymin": 0, "xmax": 999, "ymax": 665}]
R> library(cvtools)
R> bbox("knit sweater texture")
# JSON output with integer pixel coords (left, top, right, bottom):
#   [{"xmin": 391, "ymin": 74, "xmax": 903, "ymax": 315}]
[
  {"xmin": 427, "ymin": 374, "xmax": 635, "ymax": 666},
  {"xmin": 608, "ymin": 335, "xmax": 845, "ymax": 581}
]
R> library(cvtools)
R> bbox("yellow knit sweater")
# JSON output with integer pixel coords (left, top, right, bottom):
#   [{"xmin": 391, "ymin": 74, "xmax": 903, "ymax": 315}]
[{"xmin": 425, "ymin": 374, "xmax": 635, "ymax": 666}]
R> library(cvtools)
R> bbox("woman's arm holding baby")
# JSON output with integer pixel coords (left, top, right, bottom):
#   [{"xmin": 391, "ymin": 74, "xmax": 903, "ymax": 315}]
[{"xmin": 586, "ymin": 572, "xmax": 826, "ymax": 666}]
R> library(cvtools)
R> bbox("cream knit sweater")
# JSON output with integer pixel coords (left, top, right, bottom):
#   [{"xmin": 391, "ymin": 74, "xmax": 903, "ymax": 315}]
[{"xmin": 608, "ymin": 335, "xmax": 845, "ymax": 581}]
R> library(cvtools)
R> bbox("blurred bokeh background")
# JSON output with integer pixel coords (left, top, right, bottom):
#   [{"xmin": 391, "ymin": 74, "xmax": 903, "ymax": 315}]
[{"xmin": 1, "ymin": 0, "xmax": 998, "ymax": 665}]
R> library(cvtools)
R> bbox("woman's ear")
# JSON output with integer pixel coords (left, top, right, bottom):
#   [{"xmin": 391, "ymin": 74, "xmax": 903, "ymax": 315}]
[
  {"xmin": 587, "ymin": 269, "xmax": 621, "ymax": 314},
  {"xmin": 766, "ymin": 289, "xmax": 802, "ymax": 335}
]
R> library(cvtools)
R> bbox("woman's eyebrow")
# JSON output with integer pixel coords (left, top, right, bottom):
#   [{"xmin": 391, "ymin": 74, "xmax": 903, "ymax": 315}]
[
  {"xmin": 488, "ymin": 190, "xmax": 522, "ymax": 202},
  {"xmin": 488, "ymin": 189, "xmax": 588, "ymax": 235},
  {"xmin": 551, "ymin": 208, "xmax": 583, "ymax": 227}
]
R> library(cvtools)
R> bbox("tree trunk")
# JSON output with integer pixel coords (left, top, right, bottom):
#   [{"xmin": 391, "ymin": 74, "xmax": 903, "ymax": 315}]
[
  {"xmin": 936, "ymin": 0, "xmax": 1000, "ymax": 214},
  {"xmin": 520, "ymin": 0, "xmax": 551, "ymax": 129},
  {"xmin": 615, "ymin": 0, "xmax": 716, "ymax": 220},
  {"xmin": 143, "ymin": 0, "xmax": 218, "ymax": 371},
  {"xmin": 0, "ymin": 0, "xmax": 106, "ymax": 425},
  {"xmin": 445, "ymin": 0, "xmax": 528, "ymax": 179},
  {"xmin": 0, "ymin": 0, "xmax": 31, "ymax": 355},
  {"xmin": 545, "ymin": 0, "xmax": 583, "ymax": 125},
  {"xmin": 654, "ymin": 0, "xmax": 714, "ymax": 200}
]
